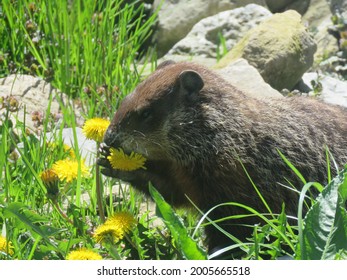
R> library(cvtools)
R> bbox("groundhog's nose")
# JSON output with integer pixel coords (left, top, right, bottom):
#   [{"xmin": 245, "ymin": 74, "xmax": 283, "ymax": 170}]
[{"xmin": 103, "ymin": 126, "xmax": 117, "ymax": 147}]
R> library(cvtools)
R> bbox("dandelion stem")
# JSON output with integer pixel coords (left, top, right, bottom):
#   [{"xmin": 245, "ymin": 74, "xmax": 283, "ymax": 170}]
[
  {"xmin": 51, "ymin": 199, "xmax": 73, "ymax": 225},
  {"xmin": 96, "ymin": 144, "xmax": 105, "ymax": 222},
  {"xmin": 124, "ymin": 233, "xmax": 140, "ymax": 257}
]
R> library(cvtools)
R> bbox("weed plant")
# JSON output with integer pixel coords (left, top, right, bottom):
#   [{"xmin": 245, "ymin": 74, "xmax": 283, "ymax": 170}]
[{"xmin": 1, "ymin": 0, "xmax": 347, "ymax": 260}]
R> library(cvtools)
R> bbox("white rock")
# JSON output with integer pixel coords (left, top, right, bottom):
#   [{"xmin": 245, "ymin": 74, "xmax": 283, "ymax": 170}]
[
  {"xmin": 302, "ymin": 72, "xmax": 347, "ymax": 108},
  {"xmin": 216, "ymin": 58, "xmax": 283, "ymax": 100}
]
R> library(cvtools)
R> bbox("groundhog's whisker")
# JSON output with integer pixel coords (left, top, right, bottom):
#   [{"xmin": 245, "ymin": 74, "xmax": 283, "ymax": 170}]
[
  {"xmin": 149, "ymin": 139, "xmax": 164, "ymax": 149},
  {"xmin": 132, "ymin": 130, "xmax": 146, "ymax": 137}
]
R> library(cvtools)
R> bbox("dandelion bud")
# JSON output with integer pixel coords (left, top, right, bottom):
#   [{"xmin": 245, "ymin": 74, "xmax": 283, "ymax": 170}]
[{"xmin": 40, "ymin": 169, "xmax": 59, "ymax": 200}]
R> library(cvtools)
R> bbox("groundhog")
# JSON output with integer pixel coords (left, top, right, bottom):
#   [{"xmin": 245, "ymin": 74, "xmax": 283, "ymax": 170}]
[{"xmin": 98, "ymin": 60, "xmax": 347, "ymax": 255}]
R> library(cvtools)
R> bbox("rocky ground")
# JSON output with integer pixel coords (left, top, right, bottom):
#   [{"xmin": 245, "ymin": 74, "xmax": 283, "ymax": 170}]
[{"xmin": 154, "ymin": 0, "xmax": 347, "ymax": 105}]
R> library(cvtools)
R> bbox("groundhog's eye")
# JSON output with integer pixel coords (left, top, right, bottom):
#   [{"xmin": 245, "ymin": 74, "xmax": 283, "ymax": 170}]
[{"xmin": 139, "ymin": 108, "xmax": 152, "ymax": 120}]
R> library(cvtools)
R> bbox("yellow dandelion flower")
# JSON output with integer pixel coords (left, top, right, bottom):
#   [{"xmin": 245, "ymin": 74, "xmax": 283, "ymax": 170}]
[
  {"xmin": 52, "ymin": 159, "xmax": 89, "ymax": 183},
  {"xmin": 93, "ymin": 223, "xmax": 123, "ymax": 244},
  {"xmin": 107, "ymin": 148, "xmax": 146, "ymax": 171},
  {"xmin": 82, "ymin": 118, "xmax": 110, "ymax": 142},
  {"xmin": 93, "ymin": 212, "xmax": 137, "ymax": 244},
  {"xmin": 106, "ymin": 212, "xmax": 137, "ymax": 235},
  {"xmin": 0, "ymin": 236, "xmax": 14, "ymax": 256},
  {"xmin": 66, "ymin": 248, "xmax": 102, "ymax": 260}
]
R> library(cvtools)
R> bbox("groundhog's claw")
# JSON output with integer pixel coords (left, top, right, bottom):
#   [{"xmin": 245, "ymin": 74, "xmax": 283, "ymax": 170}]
[
  {"xmin": 99, "ymin": 142, "xmax": 110, "ymax": 157},
  {"xmin": 97, "ymin": 143, "xmax": 113, "ymax": 174}
]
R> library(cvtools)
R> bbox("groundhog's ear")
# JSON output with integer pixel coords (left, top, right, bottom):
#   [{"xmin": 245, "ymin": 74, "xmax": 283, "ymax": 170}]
[
  {"xmin": 156, "ymin": 60, "xmax": 176, "ymax": 70},
  {"xmin": 178, "ymin": 70, "xmax": 204, "ymax": 95}
]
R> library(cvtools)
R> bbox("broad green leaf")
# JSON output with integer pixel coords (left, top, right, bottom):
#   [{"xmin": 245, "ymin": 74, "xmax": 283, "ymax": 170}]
[
  {"xmin": 3, "ymin": 202, "xmax": 64, "ymax": 239},
  {"xmin": 149, "ymin": 185, "xmax": 207, "ymax": 260},
  {"xmin": 3, "ymin": 202, "xmax": 47, "ymax": 226},
  {"xmin": 301, "ymin": 168, "xmax": 347, "ymax": 259}
]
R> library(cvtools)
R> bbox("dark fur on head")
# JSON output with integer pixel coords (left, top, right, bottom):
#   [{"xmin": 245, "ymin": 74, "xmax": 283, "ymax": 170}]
[{"xmin": 99, "ymin": 61, "xmax": 347, "ymax": 254}]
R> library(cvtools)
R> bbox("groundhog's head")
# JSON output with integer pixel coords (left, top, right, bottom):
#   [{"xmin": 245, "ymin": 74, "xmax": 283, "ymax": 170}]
[{"xmin": 103, "ymin": 61, "xmax": 208, "ymax": 162}]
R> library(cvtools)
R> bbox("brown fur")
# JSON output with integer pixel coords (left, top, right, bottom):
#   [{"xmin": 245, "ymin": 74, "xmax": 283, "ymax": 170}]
[{"xmin": 98, "ymin": 61, "xmax": 347, "ymax": 253}]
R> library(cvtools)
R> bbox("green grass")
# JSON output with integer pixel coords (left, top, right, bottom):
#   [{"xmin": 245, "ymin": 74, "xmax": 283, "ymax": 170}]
[
  {"xmin": 1, "ymin": 0, "xmax": 156, "ymax": 114},
  {"xmin": 1, "ymin": 0, "xmax": 347, "ymax": 260}
]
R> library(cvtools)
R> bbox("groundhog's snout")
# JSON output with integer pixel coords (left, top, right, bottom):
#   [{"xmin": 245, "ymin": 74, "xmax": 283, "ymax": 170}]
[{"xmin": 103, "ymin": 126, "xmax": 118, "ymax": 147}]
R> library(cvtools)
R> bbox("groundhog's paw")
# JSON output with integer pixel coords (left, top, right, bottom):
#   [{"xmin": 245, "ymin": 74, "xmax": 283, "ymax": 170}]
[
  {"xmin": 97, "ymin": 143, "xmax": 115, "ymax": 178},
  {"xmin": 99, "ymin": 165, "xmax": 119, "ymax": 178},
  {"xmin": 99, "ymin": 165, "xmax": 141, "ymax": 182},
  {"xmin": 97, "ymin": 144, "xmax": 111, "ymax": 168},
  {"xmin": 97, "ymin": 157, "xmax": 119, "ymax": 179},
  {"xmin": 99, "ymin": 142, "xmax": 111, "ymax": 157},
  {"xmin": 97, "ymin": 156, "xmax": 111, "ymax": 168}
]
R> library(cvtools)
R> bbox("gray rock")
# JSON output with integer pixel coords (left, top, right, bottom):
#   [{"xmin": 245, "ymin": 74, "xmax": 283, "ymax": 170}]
[
  {"xmin": 159, "ymin": 54, "xmax": 217, "ymax": 68},
  {"xmin": 302, "ymin": 72, "xmax": 347, "ymax": 108},
  {"xmin": 217, "ymin": 10, "xmax": 317, "ymax": 91},
  {"xmin": 265, "ymin": 0, "xmax": 311, "ymax": 14},
  {"xmin": 0, "ymin": 74, "xmax": 85, "ymax": 138},
  {"xmin": 0, "ymin": 74, "xmax": 61, "ymax": 132},
  {"xmin": 216, "ymin": 58, "xmax": 283, "ymax": 100},
  {"xmin": 303, "ymin": 0, "xmax": 331, "ymax": 28},
  {"xmin": 168, "ymin": 4, "xmax": 272, "ymax": 58},
  {"xmin": 327, "ymin": 0, "xmax": 347, "ymax": 15},
  {"xmin": 153, "ymin": 0, "xmax": 267, "ymax": 57},
  {"xmin": 303, "ymin": 0, "xmax": 338, "ymax": 65}
]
